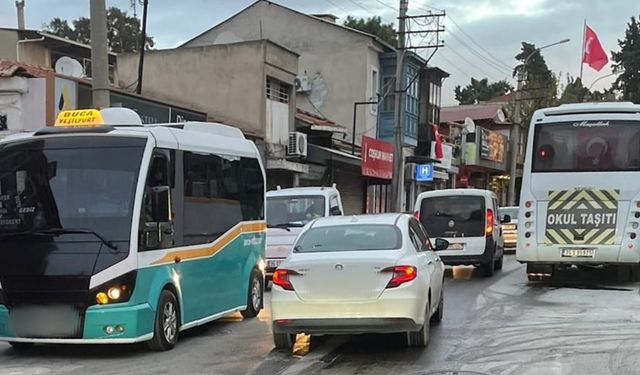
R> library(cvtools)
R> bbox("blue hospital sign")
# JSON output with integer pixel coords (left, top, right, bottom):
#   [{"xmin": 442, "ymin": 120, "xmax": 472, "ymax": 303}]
[{"xmin": 415, "ymin": 164, "xmax": 434, "ymax": 182}]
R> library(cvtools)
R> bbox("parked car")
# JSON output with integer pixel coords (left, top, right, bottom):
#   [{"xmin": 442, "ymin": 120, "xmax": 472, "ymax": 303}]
[
  {"xmin": 270, "ymin": 214, "xmax": 448, "ymax": 349},
  {"xmin": 500, "ymin": 206, "xmax": 519, "ymax": 252},
  {"xmin": 414, "ymin": 189, "xmax": 509, "ymax": 277},
  {"xmin": 265, "ymin": 186, "xmax": 343, "ymax": 282}
]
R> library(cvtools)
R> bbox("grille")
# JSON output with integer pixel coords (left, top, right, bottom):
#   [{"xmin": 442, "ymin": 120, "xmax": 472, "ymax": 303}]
[{"xmin": 9, "ymin": 304, "xmax": 84, "ymax": 338}]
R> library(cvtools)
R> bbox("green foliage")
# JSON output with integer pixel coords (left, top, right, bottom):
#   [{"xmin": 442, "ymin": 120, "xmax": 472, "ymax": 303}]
[
  {"xmin": 611, "ymin": 16, "xmax": 640, "ymax": 103},
  {"xmin": 343, "ymin": 16, "xmax": 397, "ymax": 45},
  {"xmin": 454, "ymin": 78, "xmax": 513, "ymax": 104},
  {"xmin": 44, "ymin": 7, "xmax": 154, "ymax": 53}
]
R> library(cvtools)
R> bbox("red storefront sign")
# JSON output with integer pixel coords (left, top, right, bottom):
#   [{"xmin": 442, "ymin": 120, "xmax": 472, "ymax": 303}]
[{"xmin": 361, "ymin": 136, "xmax": 393, "ymax": 180}]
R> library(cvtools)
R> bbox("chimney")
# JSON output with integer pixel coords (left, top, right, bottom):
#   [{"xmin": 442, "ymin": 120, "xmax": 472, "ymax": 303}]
[
  {"xmin": 16, "ymin": 0, "xmax": 25, "ymax": 30},
  {"xmin": 311, "ymin": 14, "xmax": 338, "ymax": 24}
]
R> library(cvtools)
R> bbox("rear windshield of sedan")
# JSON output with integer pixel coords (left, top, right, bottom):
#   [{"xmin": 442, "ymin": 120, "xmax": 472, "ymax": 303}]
[{"xmin": 294, "ymin": 224, "xmax": 401, "ymax": 253}]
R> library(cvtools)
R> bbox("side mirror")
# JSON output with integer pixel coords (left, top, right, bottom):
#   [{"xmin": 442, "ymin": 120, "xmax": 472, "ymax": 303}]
[
  {"xmin": 500, "ymin": 214, "xmax": 511, "ymax": 224},
  {"xmin": 151, "ymin": 186, "xmax": 171, "ymax": 223},
  {"xmin": 434, "ymin": 238, "xmax": 449, "ymax": 251},
  {"xmin": 330, "ymin": 206, "xmax": 343, "ymax": 216}
]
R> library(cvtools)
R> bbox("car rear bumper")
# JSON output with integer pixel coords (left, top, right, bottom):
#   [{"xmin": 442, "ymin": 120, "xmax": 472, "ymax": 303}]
[
  {"xmin": 439, "ymin": 237, "xmax": 494, "ymax": 266},
  {"xmin": 273, "ymin": 318, "xmax": 421, "ymax": 334}
]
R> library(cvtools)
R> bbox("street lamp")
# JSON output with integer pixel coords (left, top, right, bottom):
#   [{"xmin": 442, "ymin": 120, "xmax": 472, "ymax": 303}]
[
  {"xmin": 587, "ymin": 72, "xmax": 617, "ymax": 91},
  {"xmin": 507, "ymin": 38, "xmax": 570, "ymax": 206}
]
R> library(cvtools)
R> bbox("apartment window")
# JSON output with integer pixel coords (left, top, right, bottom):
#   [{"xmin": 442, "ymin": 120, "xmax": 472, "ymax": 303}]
[
  {"xmin": 382, "ymin": 77, "xmax": 394, "ymax": 112},
  {"xmin": 266, "ymin": 78, "xmax": 289, "ymax": 104},
  {"xmin": 405, "ymin": 66, "xmax": 419, "ymax": 116}
]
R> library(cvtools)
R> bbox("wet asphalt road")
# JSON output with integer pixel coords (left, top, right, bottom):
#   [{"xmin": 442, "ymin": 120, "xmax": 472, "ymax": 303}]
[{"xmin": 2, "ymin": 255, "xmax": 640, "ymax": 375}]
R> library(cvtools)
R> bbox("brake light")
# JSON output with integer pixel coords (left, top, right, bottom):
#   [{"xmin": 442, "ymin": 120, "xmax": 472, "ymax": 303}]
[
  {"xmin": 413, "ymin": 211, "xmax": 420, "ymax": 220},
  {"xmin": 272, "ymin": 269, "xmax": 299, "ymax": 291},
  {"xmin": 486, "ymin": 209, "xmax": 494, "ymax": 236},
  {"xmin": 382, "ymin": 265, "xmax": 417, "ymax": 288}
]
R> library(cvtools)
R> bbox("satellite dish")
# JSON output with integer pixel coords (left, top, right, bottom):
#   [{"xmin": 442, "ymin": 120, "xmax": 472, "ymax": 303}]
[
  {"xmin": 464, "ymin": 117, "xmax": 476, "ymax": 133},
  {"xmin": 496, "ymin": 109, "xmax": 507, "ymax": 123},
  {"xmin": 55, "ymin": 57, "xmax": 84, "ymax": 78}
]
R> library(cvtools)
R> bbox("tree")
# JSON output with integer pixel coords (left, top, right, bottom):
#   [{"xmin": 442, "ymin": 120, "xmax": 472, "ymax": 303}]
[
  {"xmin": 611, "ymin": 16, "xmax": 640, "ymax": 103},
  {"xmin": 558, "ymin": 76, "xmax": 589, "ymax": 104},
  {"xmin": 44, "ymin": 7, "xmax": 154, "ymax": 53},
  {"xmin": 454, "ymin": 78, "xmax": 513, "ymax": 104},
  {"xmin": 343, "ymin": 16, "xmax": 397, "ymax": 45}
]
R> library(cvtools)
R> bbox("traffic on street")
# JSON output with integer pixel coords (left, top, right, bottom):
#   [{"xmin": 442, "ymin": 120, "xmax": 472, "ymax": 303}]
[{"xmin": 1, "ymin": 0, "xmax": 640, "ymax": 374}]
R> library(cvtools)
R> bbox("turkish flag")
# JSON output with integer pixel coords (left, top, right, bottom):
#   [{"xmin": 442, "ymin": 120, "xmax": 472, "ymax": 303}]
[
  {"xmin": 582, "ymin": 25, "xmax": 608, "ymax": 71},
  {"xmin": 432, "ymin": 124, "xmax": 443, "ymax": 159}
]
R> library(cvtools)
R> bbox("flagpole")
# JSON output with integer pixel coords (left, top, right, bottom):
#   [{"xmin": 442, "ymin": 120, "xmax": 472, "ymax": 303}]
[{"xmin": 580, "ymin": 19, "xmax": 586, "ymax": 81}]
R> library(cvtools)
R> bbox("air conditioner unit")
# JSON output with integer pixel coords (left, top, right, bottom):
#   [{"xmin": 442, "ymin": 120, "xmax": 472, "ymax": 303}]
[
  {"xmin": 294, "ymin": 75, "xmax": 311, "ymax": 92},
  {"xmin": 287, "ymin": 132, "xmax": 308, "ymax": 158}
]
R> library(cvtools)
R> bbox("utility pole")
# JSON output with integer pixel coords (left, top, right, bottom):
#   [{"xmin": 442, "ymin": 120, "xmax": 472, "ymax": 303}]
[
  {"xmin": 136, "ymin": 0, "xmax": 149, "ymax": 94},
  {"xmin": 391, "ymin": 0, "xmax": 408, "ymax": 213},
  {"xmin": 90, "ymin": 0, "xmax": 110, "ymax": 108},
  {"xmin": 508, "ymin": 68, "xmax": 523, "ymax": 207}
]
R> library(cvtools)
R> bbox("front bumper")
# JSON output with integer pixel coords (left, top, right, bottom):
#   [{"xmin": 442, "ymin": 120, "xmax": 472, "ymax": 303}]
[{"xmin": 0, "ymin": 302, "xmax": 155, "ymax": 343}]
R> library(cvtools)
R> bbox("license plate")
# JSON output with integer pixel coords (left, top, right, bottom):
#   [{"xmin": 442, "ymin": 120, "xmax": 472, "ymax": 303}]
[
  {"xmin": 561, "ymin": 248, "xmax": 595, "ymax": 258},
  {"xmin": 267, "ymin": 259, "xmax": 284, "ymax": 269},
  {"xmin": 447, "ymin": 243, "xmax": 464, "ymax": 250}
]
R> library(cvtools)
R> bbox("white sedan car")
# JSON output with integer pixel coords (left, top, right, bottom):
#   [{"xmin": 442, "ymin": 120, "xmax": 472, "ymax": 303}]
[{"xmin": 270, "ymin": 213, "xmax": 448, "ymax": 349}]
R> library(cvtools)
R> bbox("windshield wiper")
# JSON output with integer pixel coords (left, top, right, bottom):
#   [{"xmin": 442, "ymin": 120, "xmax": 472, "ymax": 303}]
[
  {"xmin": 0, "ymin": 228, "xmax": 118, "ymax": 250},
  {"xmin": 267, "ymin": 224, "xmax": 291, "ymax": 232}
]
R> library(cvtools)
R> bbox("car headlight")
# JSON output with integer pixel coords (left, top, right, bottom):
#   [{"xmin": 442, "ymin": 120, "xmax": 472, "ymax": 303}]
[{"xmin": 89, "ymin": 271, "xmax": 137, "ymax": 306}]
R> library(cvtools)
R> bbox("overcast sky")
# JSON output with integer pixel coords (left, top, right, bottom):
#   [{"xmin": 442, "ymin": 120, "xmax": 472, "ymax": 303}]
[{"xmin": 1, "ymin": 0, "xmax": 637, "ymax": 106}]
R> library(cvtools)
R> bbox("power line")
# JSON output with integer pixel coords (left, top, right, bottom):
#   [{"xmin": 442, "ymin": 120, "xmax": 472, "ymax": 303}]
[
  {"xmin": 446, "ymin": 15, "xmax": 513, "ymax": 71},
  {"xmin": 446, "ymin": 32, "xmax": 513, "ymax": 77},
  {"xmin": 436, "ymin": 53, "xmax": 473, "ymax": 80},
  {"xmin": 441, "ymin": 48, "xmax": 500, "ymax": 81}
]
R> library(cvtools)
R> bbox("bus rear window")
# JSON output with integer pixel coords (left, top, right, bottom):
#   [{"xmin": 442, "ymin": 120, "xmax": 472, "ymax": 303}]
[{"xmin": 532, "ymin": 121, "xmax": 640, "ymax": 172}]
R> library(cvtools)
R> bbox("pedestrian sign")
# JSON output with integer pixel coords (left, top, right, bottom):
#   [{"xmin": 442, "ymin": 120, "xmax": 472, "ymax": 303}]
[{"xmin": 415, "ymin": 164, "xmax": 434, "ymax": 182}]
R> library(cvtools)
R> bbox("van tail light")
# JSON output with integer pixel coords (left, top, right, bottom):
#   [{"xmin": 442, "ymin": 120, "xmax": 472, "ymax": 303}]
[
  {"xmin": 382, "ymin": 265, "xmax": 417, "ymax": 288},
  {"xmin": 413, "ymin": 211, "xmax": 420, "ymax": 220},
  {"xmin": 486, "ymin": 209, "xmax": 494, "ymax": 236},
  {"xmin": 272, "ymin": 269, "xmax": 300, "ymax": 291}
]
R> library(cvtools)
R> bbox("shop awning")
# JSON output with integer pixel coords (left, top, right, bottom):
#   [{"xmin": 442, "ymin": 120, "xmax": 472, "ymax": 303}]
[{"xmin": 307, "ymin": 144, "xmax": 361, "ymax": 167}]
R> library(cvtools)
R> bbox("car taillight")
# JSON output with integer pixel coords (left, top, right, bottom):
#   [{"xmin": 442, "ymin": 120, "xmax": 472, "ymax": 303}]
[
  {"xmin": 382, "ymin": 265, "xmax": 417, "ymax": 288},
  {"xmin": 413, "ymin": 211, "xmax": 420, "ymax": 220},
  {"xmin": 486, "ymin": 209, "xmax": 494, "ymax": 236},
  {"xmin": 272, "ymin": 269, "xmax": 299, "ymax": 291}
]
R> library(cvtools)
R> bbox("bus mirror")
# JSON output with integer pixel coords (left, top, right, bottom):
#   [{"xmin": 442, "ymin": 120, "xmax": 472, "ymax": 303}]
[{"xmin": 151, "ymin": 186, "xmax": 171, "ymax": 223}]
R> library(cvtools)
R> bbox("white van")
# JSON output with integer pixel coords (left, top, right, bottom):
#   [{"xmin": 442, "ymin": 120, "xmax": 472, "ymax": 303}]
[
  {"xmin": 414, "ymin": 189, "xmax": 508, "ymax": 277},
  {"xmin": 265, "ymin": 186, "xmax": 343, "ymax": 280}
]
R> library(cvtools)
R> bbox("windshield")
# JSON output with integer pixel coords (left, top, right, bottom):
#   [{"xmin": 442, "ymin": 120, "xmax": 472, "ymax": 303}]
[
  {"xmin": 294, "ymin": 224, "xmax": 401, "ymax": 252},
  {"xmin": 532, "ymin": 121, "xmax": 640, "ymax": 173},
  {"xmin": 267, "ymin": 195, "xmax": 325, "ymax": 226},
  {"xmin": 419, "ymin": 196, "xmax": 486, "ymax": 238},
  {"xmin": 0, "ymin": 136, "xmax": 146, "ymax": 241}
]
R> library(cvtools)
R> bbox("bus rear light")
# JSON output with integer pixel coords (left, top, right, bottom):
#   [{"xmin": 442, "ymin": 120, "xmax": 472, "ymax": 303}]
[
  {"xmin": 485, "ymin": 209, "xmax": 494, "ymax": 236},
  {"xmin": 525, "ymin": 222, "xmax": 533, "ymax": 229},
  {"xmin": 629, "ymin": 243, "xmax": 634, "ymax": 250},
  {"xmin": 525, "ymin": 201, "xmax": 533, "ymax": 208},
  {"xmin": 525, "ymin": 232, "xmax": 532, "ymax": 238},
  {"xmin": 525, "ymin": 212, "xmax": 532, "ymax": 218},
  {"xmin": 525, "ymin": 243, "xmax": 531, "ymax": 248},
  {"xmin": 632, "ymin": 223, "xmax": 639, "ymax": 230},
  {"xmin": 635, "ymin": 212, "xmax": 640, "ymax": 219},
  {"xmin": 631, "ymin": 233, "xmax": 637, "ymax": 240},
  {"xmin": 636, "ymin": 201, "xmax": 640, "ymax": 209}
]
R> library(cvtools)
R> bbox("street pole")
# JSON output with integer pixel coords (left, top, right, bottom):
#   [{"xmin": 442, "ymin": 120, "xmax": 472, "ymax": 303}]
[
  {"xmin": 90, "ymin": 0, "xmax": 110, "ymax": 108},
  {"xmin": 352, "ymin": 101, "xmax": 378, "ymax": 155},
  {"xmin": 507, "ymin": 38, "xmax": 570, "ymax": 206},
  {"xmin": 508, "ymin": 68, "xmax": 523, "ymax": 207},
  {"xmin": 136, "ymin": 0, "xmax": 149, "ymax": 94},
  {"xmin": 391, "ymin": 0, "xmax": 408, "ymax": 212}
]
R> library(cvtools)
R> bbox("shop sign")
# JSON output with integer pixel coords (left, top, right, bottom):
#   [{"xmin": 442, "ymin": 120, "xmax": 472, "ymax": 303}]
[
  {"xmin": 480, "ymin": 128, "xmax": 505, "ymax": 163},
  {"xmin": 415, "ymin": 164, "xmax": 434, "ymax": 182},
  {"xmin": 361, "ymin": 136, "xmax": 393, "ymax": 180}
]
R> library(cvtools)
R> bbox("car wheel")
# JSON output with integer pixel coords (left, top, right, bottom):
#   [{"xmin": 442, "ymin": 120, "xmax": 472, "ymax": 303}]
[
  {"xmin": 407, "ymin": 304, "xmax": 430, "ymax": 347},
  {"xmin": 480, "ymin": 258, "xmax": 495, "ymax": 277},
  {"xmin": 147, "ymin": 289, "xmax": 180, "ymax": 352},
  {"xmin": 430, "ymin": 289, "xmax": 444, "ymax": 324},
  {"xmin": 241, "ymin": 269, "xmax": 263, "ymax": 319},
  {"xmin": 495, "ymin": 254, "xmax": 504, "ymax": 271},
  {"xmin": 273, "ymin": 332, "xmax": 296, "ymax": 350},
  {"xmin": 9, "ymin": 342, "xmax": 34, "ymax": 352}
]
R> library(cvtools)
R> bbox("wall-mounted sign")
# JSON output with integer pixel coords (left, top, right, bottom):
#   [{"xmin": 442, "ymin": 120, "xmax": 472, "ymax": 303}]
[
  {"xmin": 415, "ymin": 164, "xmax": 434, "ymax": 182},
  {"xmin": 361, "ymin": 136, "xmax": 393, "ymax": 180},
  {"xmin": 480, "ymin": 128, "xmax": 505, "ymax": 163}
]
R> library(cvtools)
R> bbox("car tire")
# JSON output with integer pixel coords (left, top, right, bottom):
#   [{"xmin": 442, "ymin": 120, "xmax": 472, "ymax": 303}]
[
  {"xmin": 480, "ymin": 258, "xmax": 495, "ymax": 277},
  {"xmin": 430, "ymin": 289, "xmax": 444, "ymax": 324},
  {"xmin": 147, "ymin": 289, "xmax": 180, "ymax": 352},
  {"xmin": 273, "ymin": 332, "xmax": 296, "ymax": 350},
  {"xmin": 407, "ymin": 304, "xmax": 430, "ymax": 347},
  {"xmin": 241, "ymin": 269, "xmax": 263, "ymax": 319},
  {"xmin": 9, "ymin": 342, "xmax": 34, "ymax": 352},
  {"xmin": 495, "ymin": 254, "xmax": 504, "ymax": 271}
]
